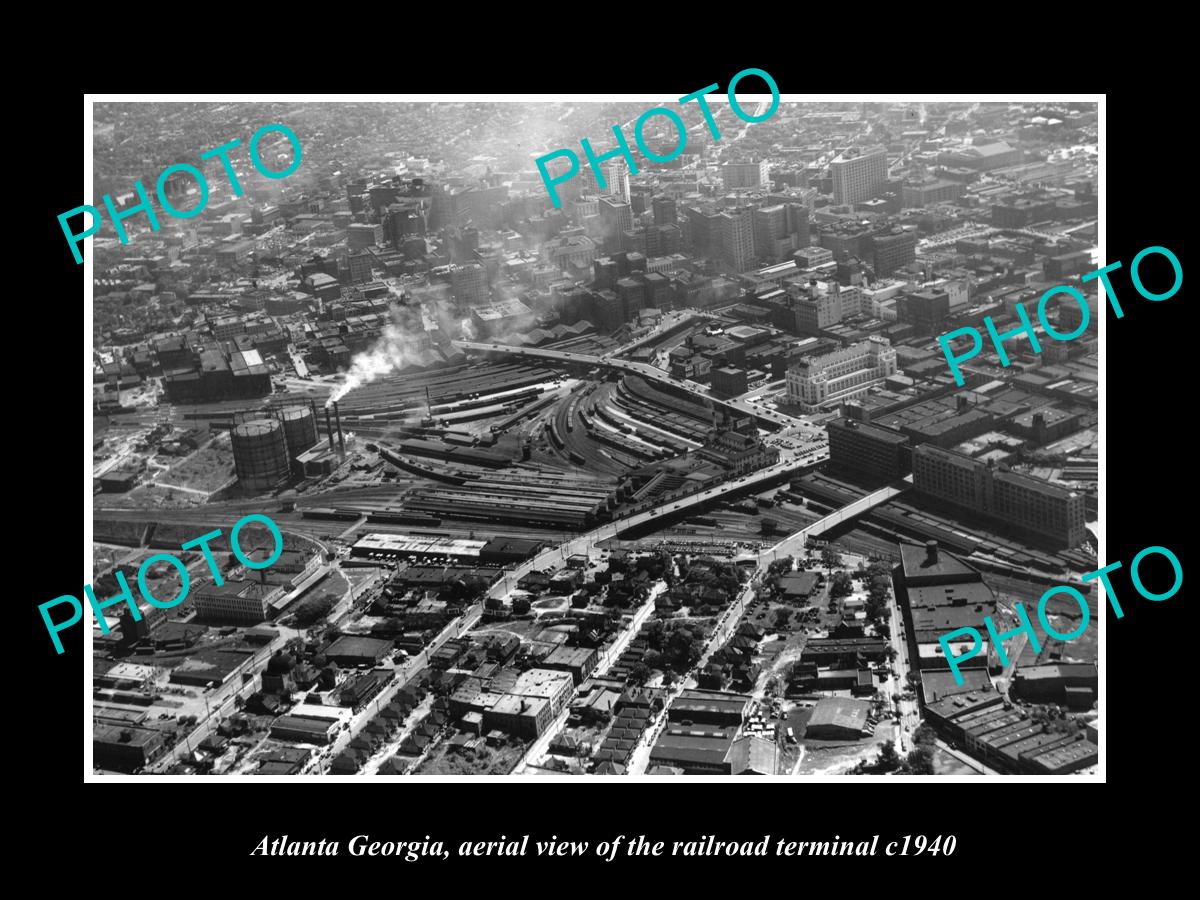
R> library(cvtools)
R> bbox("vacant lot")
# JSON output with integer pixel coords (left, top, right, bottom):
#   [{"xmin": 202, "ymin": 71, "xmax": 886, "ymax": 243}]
[
  {"xmin": 933, "ymin": 748, "xmax": 982, "ymax": 776},
  {"xmin": 416, "ymin": 736, "xmax": 526, "ymax": 775},
  {"xmin": 163, "ymin": 446, "xmax": 236, "ymax": 493}
]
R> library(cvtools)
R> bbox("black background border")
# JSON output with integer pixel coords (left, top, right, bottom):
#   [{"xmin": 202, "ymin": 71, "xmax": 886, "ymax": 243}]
[{"xmin": 23, "ymin": 59, "xmax": 1188, "ymax": 877}]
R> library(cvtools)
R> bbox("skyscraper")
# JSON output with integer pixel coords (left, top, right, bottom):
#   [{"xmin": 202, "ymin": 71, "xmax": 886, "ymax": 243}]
[
  {"xmin": 451, "ymin": 263, "xmax": 489, "ymax": 306},
  {"xmin": 599, "ymin": 197, "xmax": 633, "ymax": 253},
  {"xmin": 831, "ymin": 146, "xmax": 888, "ymax": 206},
  {"xmin": 583, "ymin": 161, "xmax": 631, "ymax": 202},
  {"xmin": 652, "ymin": 195, "xmax": 678, "ymax": 226},
  {"xmin": 872, "ymin": 228, "xmax": 917, "ymax": 276},
  {"xmin": 718, "ymin": 206, "xmax": 756, "ymax": 272},
  {"xmin": 752, "ymin": 204, "xmax": 791, "ymax": 263}
]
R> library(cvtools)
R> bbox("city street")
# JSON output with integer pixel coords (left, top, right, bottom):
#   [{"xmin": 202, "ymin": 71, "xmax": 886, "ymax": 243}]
[
  {"xmin": 886, "ymin": 583, "xmax": 920, "ymax": 754},
  {"xmin": 324, "ymin": 603, "xmax": 481, "ymax": 763}
]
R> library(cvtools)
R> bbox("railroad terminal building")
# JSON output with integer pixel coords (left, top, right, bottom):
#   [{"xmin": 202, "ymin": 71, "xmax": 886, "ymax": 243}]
[{"xmin": 785, "ymin": 337, "xmax": 897, "ymax": 414}]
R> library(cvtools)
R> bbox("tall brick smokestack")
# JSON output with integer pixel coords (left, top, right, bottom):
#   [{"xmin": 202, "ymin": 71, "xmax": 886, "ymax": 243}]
[
  {"xmin": 325, "ymin": 406, "xmax": 335, "ymax": 453},
  {"xmin": 334, "ymin": 401, "xmax": 345, "ymax": 455}
]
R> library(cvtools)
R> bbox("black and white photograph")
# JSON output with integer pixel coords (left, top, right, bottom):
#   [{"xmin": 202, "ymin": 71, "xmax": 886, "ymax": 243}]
[{"xmin": 79, "ymin": 93, "xmax": 1110, "ymax": 781}]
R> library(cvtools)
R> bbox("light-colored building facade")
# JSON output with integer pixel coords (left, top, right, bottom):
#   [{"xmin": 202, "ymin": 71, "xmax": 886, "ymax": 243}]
[
  {"xmin": 544, "ymin": 235, "xmax": 597, "ymax": 273},
  {"xmin": 785, "ymin": 336, "xmax": 897, "ymax": 412},
  {"xmin": 482, "ymin": 668, "xmax": 574, "ymax": 738},
  {"xmin": 450, "ymin": 263, "xmax": 488, "ymax": 305},
  {"xmin": 194, "ymin": 580, "xmax": 284, "ymax": 625},
  {"xmin": 912, "ymin": 445, "xmax": 1087, "ymax": 548},
  {"xmin": 831, "ymin": 146, "xmax": 888, "ymax": 206},
  {"xmin": 583, "ymin": 161, "xmax": 631, "ymax": 202},
  {"xmin": 718, "ymin": 206, "xmax": 756, "ymax": 272},
  {"xmin": 721, "ymin": 160, "xmax": 770, "ymax": 189}
]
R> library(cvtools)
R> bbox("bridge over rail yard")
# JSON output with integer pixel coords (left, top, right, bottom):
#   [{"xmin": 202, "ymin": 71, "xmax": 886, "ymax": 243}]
[{"xmin": 453, "ymin": 340, "xmax": 798, "ymax": 431}]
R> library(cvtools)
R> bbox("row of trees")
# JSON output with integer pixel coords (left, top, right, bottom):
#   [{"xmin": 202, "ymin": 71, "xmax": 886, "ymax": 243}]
[
  {"xmin": 854, "ymin": 739, "xmax": 935, "ymax": 775},
  {"xmin": 292, "ymin": 594, "xmax": 336, "ymax": 628}
]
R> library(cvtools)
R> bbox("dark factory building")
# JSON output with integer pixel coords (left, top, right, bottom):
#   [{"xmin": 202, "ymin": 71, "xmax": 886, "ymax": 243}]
[
  {"xmin": 479, "ymin": 537, "xmax": 544, "ymax": 565},
  {"xmin": 826, "ymin": 417, "xmax": 912, "ymax": 484},
  {"xmin": 396, "ymin": 438, "xmax": 510, "ymax": 468},
  {"xmin": 162, "ymin": 347, "xmax": 272, "ymax": 403},
  {"xmin": 893, "ymin": 541, "xmax": 998, "ymax": 691}
]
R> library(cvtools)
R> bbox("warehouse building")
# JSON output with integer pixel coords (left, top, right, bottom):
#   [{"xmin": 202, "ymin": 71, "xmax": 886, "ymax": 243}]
[
  {"xmin": 893, "ymin": 541, "xmax": 997, "ymax": 687},
  {"xmin": 924, "ymin": 687, "xmax": 1007, "ymax": 738},
  {"xmin": 479, "ymin": 537, "xmax": 544, "ymax": 565},
  {"xmin": 168, "ymin": 647, "xmax": 258, "ymax": 687},
  {"xmin": 1010, "ymin": 663, "xmax": 1098, "ymax": 709},
  {"xmin": 324, "ymin": 635, "xmax": 395, "ymax": 668},
  {"xmin": 912, "ymin": 445, "xmax": 1087, "ymax": 549},
  {"xmin": 801, "ymin": 638, "xmax": 887, "ymax": 668},
  {"xmin": 1026, "ymin": 739, "xmax": 1098, "ymax": 774},
  {"xmin": 94, "ymin": 723, "xmax": 166, "ymax": 772},
  {"xmin": 270, "ymin": 714, "xmax": 340, "ymax": 745},
  {"xmin": 193, "ymin": 580, "xmax": 284, "ymax": 626},
  {"xmin": 541, "ymin": 646, "xmax": 599, "ymax": 685},
  {"xmin": 646, "ymin": 690, "xmax": 754, "ymax": 774},
  {"xmin": 351, "ymin": 532, "xmax": 488, "ymax": 563},
  {"xmin": 482, "ymin": 668, "xmax": 574, "ymax": 738},
  {"xmin": 648, "ymin": 726, "xmax": 746, "ymax": 775},
  {"xmin": 805, "ymin": 697, "xmax": 872, "ymax": 740},
  {"xmin": 827, "ymin": 417, "xmax": 912, "ymax": 483},
  {"xmin": 667, "ymin": 690, "xmax": 752, "ymax": 728}
]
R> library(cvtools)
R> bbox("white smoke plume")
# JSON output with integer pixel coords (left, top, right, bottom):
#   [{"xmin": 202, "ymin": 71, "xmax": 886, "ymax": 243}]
[
  {"xmin": 327, "ymin": 303, "xmax": 431, "ymax": 407},
  {"xmin": 327, "ymin": 297, "xmax": 539, "ymax": 407}
]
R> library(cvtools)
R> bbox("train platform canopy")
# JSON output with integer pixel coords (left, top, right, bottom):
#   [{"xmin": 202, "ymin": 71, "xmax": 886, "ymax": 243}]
[{"xmin": 351, "ymin": 532, "xmax": 487, "ymax": 562}]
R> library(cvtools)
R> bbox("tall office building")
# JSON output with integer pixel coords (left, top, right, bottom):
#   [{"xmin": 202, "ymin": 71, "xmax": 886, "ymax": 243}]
[
  {"xmin": 348, "ymin": 223, "xmax": 383, "ymax": 250},
  {"xmin": 682, "ymin": 204, "xmax": 721, "ymax": 258},
  {"xmin": 644, "ymin": 224, "xmax": 680, "ymax": 257},
  {"xmin": 571, "ymin": 197, "xmax": 600, "ymax": 224},
  {"xmin": 652, "ymin": 195, "xmax": 678, "ymax": 226},
  {"xmin": 831, "ymin": 146, "xmax": 888, "ymax": 206},
  {"xmin": 544, "ymin": 235, "xmax": 597, "ymax": 273},
  {"xmin": 897, "ymin": 289, "xmax": 952, "ymax": 333},
  {"xmin": 451, "ymin": 263, "xmax": 489, "ymax": 306},
  {"xmin": 721, "ymin": 160, "xmax": 770, "ymax": 189},
  {"xmin": 583, "ymin": 161, "xmax": 631, "ymax": 202},
  {"xmin": 793, "ymin": 281, "xmax": 843, "ymax": 331},
  {"xmin": 872, "ymin": 228, "xmax": 918, "ymax": 276},
  {"xmin": 787, "ymin": 203, "xmax": 811, "ymax": 248},
  {"xmin": 718, "ymin": 206, "xmax": 756, "ymax": 272},
  {"xmin": 785, "ymin": 336, "xmax": 897, "ymax": 413},
  {"xmin": 788, "ymin": 279, "xmax": 863, "ymax": 330},
  {"xmin": 599, "ymin": 197, "xmax": 633, "ymax": 253},
  {"xmin": 752, "ymin": 205, "xmax": 788, "ymax": 262},
  {"xmin": 751, "ymin": 203, "xmax": 810, "ymax": 263}
]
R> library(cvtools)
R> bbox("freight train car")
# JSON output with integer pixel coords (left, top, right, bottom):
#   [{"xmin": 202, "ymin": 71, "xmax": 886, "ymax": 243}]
[{"xmin": 300, "ymin": 507, "xmax": 362, "ymax": 521}]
